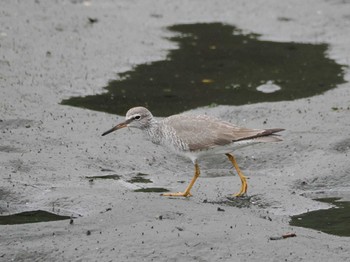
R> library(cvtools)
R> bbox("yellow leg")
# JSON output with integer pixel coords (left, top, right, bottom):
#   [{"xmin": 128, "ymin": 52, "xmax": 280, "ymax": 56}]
[
  {"xmin": 226, "ymin": 153, "xmax": 248, "ymax": 197},
  {"xmin": 161, "ymin": 163, "xmax": 200, "ymax": 197}
]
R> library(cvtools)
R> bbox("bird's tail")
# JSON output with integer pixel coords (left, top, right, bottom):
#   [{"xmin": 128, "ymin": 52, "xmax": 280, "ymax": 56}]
[
  {"xmin": 254, "ymin": 128, "xmax": 285, "ymax": 142},
  {"xmin": 236, "ymin": 128, "xmax": 285, "ymax": 143}
]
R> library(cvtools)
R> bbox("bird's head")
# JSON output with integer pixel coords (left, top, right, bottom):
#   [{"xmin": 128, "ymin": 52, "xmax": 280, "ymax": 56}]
[{"xmin": 101, "ymin": 107, "xmax": 154, "ymax": 136}]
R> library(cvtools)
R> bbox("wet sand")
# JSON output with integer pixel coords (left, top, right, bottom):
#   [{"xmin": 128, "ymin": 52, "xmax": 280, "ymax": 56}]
[{"xmin": 1, "ymin": 0, "xmax": 350, "ymax": 261}]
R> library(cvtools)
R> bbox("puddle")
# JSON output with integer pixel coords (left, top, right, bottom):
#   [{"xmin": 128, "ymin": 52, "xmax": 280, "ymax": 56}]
[
  {"xmin": 0, "ymin": 210, "xmax": 71, "ymax": 225},
  {"xmin": 127, "ymin": 173, "xmax": 153, "ymax": 184},
  {"xmin": 85, "ymin": 174, "xmax": 121, "ymax": 180},
  {"xmin": 134, "ymin": 187, "xmax": 169, "ymax": 193},
  {"xmin": 290, "ymin": 198, "xmax": 350, "ymax": 237},
  {"xmin": 61, "ymin": 22, "xmax": 345, "ymax": 116}
]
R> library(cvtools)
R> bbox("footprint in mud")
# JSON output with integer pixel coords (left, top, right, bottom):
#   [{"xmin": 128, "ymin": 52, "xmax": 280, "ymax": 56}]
[{"xmin": 203, "ymin": 195, "xmax": 269, "ymax": 209}]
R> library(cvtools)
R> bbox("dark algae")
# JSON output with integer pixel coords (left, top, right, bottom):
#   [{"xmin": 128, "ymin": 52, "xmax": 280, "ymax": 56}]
[
  {"xmin": 290, "ymin": 198, "xmax": 350, "ymax": 237},
  {"xmin": 62, "ymin": 23, "xmax": 345, "ymax": 116}
]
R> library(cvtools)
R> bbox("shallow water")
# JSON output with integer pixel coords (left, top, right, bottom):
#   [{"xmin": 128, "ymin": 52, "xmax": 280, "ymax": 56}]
[
  {"xmin": 85, "ymin": 174, "xmax": 121, "ymax": 180},
  {"xmin": 290, "ymin": 198, "xmax": 350, "ymax": 237},
  {"xmin": 0, "ymin": 210, "xmax": 71, "ymax": 225},
  {"xmin": 62, "ymin": 22, "xmax": 345, "ymax": 116},
  {"xmin": 134, "ymin": 187, "xmax": 169, "ymax": 193}
]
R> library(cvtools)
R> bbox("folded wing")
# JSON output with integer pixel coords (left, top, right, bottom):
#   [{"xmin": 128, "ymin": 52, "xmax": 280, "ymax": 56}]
[{"xmin": 164, "ymin": 114, "xmax": 284, "ymax": 151}]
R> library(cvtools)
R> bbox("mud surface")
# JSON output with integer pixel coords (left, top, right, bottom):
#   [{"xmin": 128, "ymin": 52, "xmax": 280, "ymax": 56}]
[
  {"xmin": 1, "ymin": 0, "xmax": 350, "ymax": 261},
  {"xmin": 62, "ymin": 22, "xmax": 346, "ymax": 116}
]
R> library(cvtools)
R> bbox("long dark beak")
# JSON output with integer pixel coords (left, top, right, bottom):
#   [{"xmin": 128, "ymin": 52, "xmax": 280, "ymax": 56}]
[{"xmin": 101, "ymin": 119, "xmax": 132, "ymax": 136}]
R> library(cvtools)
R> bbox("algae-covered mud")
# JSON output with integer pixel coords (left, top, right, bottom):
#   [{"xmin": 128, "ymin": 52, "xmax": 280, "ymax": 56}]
[
  {"xmin": 62, "ymin": 23, "xmax": 345, "ymax": 116},
  {"xmin": 1, "ymin": 0, "xmax": 349, "ymax": 261}
]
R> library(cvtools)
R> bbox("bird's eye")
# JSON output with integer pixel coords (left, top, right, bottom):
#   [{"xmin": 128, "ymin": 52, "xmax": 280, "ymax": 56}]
[{"xmin": 134, "ymin": 115, "xmax": 141, "ymax": 120}]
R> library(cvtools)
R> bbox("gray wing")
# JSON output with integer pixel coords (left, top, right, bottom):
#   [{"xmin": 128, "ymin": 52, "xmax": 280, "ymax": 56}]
[{"xmin": 163, "ymin": 114, "xmax": 278, "ymax": 151}]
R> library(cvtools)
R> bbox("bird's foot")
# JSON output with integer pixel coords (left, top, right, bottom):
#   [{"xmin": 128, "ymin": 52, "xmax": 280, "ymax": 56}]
[
  {"xmin": 161, "ymin": 191, "xmax": 192, "ymax": 197},
  {"xmin": 233, "ymin": 192, "xmax": 248, "ymax": 198},
  {"xmin": 232, "ymin": 183, "xmax": 248, "ymax": 197}
]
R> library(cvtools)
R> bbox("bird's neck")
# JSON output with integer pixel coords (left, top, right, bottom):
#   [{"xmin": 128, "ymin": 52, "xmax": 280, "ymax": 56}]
[{"xmin": 144, "ymin": 119, "xmax": 162, "ymax": 144}]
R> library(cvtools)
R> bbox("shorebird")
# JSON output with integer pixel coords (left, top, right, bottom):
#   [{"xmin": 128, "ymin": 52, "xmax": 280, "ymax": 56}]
[{"xmin": 102, "ymin": 107, "xmax": 284, "ymax": 197}]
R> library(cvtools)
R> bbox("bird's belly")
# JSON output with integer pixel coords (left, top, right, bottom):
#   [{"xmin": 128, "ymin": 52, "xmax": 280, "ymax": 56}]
[{"xmin": 179, "ymin": 140, "xmax": 260, "ymax": 163}]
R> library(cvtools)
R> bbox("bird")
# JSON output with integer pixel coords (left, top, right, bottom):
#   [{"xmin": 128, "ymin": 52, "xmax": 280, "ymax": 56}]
[{"xmin": 102, "ymin": 106, "xmax": 284, "ymax": 197}]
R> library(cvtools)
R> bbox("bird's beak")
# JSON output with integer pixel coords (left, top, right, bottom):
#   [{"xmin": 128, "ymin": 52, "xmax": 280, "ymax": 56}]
[{"xmin": 101, "ymin": 119, "xmax": 132, "ymax": 136}]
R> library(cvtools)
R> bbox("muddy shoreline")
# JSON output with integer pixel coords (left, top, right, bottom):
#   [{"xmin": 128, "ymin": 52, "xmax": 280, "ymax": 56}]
[{"xmin": 1, "ymin": 0, "xmax": 350, "ymax": 261}]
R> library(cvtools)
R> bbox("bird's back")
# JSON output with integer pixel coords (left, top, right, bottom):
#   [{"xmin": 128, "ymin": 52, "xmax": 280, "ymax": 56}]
[{"xmin": 160, "ymin": 114, "xmax": 282, "ymax": 152}]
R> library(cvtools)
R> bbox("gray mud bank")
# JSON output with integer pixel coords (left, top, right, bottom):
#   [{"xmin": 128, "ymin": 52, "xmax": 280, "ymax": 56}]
[{"xmin": 1, "ymin": 0, "xmax": 349, "ymax": 261}]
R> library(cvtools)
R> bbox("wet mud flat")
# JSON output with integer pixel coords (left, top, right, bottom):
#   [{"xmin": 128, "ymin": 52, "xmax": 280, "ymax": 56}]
[
  {"xmin": 62, "ymin": 23, "xmax": 345, "ymax": 116},
  {"xmin": 1, "ymin": 0, "xmax": 350, "ymax": 261}
]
